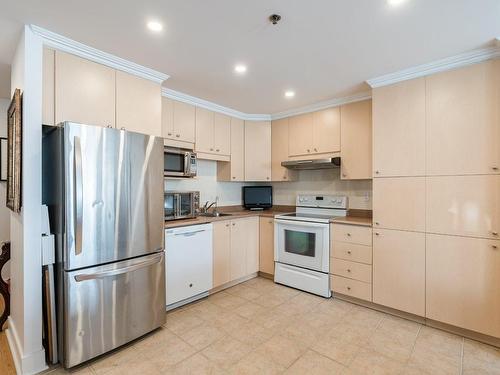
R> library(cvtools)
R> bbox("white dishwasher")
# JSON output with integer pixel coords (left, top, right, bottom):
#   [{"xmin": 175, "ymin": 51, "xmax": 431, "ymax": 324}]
[{"xmin": 165, "ymin": 223, "xmax": 213, "ymax": 310}]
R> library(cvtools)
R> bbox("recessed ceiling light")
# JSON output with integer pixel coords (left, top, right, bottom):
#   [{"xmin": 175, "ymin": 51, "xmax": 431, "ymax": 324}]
[
  {"xmin": 284, "ymin": 90, "xmax": 295, "ymax": 98},
  {"xmin": 387, "ymin": 0, "xmax": 407, "ymax": 6},
  {"xmin": 234, "ymin": 64, "xmax": 247, "ymax": 74},
  {"xmin": 147, "ymin": 21, "xmax": 163, "ymax": 32}
]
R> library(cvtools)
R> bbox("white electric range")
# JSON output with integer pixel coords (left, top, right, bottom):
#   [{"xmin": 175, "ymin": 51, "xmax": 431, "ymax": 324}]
[{"xmin": 274, "ymin": 194, "xmax": 348, "ymax": 297}]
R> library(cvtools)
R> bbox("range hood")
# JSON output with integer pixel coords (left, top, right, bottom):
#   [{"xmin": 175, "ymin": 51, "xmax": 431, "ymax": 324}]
[{"xmin": 281, "ymin": 157, "xmax": 341, "ymax": 170}]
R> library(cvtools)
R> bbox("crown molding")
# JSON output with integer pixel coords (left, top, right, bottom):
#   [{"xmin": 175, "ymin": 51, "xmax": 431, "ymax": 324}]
[
  {"xmin": 30, "ymin": 24, "xmax": 169, "ymax": 84},
  {"xmin": 366, "ymin": 44, "xmax": 500, "ymax": 88},
  {"xmin": 270, "ymin": 91, "xmax": 372, "ymax": 120},
  {"xmin": 162, "ymin": 88, "xmax": 272, "ymax": 121}
]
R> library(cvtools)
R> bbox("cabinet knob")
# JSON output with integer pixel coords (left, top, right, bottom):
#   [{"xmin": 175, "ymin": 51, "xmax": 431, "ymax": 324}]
[
  {"xmin": 492, "ymin": 166, "xmax": 498, "ymax": 171},
  {"xmin": 120, "ymin": 127, "xmax": 125, "ymax": 130},
  {"xmin": 375, "ymin": 171, "xmax": 380, "ymax": 175},
  {"xmin": 375, "ymin": 222, "xmax": 380, "ymax": 226},
  {"xmin": 225, "ymin": 223, "xmax": 230, "ymax": 227},
  {"xmin": 189, "ymin": 283, "xmax": 193, "ymax": 287},
  {"xmin": 176, "ymin": 134, "xmax": 180, "ymax": 138},
  {"xmin": 492, "ymin": 245, "xmax": 498, "ymax": 249},
  {"xmin": 492, "ymin": 231, "xmax": 498, "ymax": 236},
  {"xmin": 266, "ymin": 177, "xmax": 270, "ymax": 180},
  {"xmin": 347, "ymin": 250, "xmax": 352, "ymax": 254},
  {"xmin": 167, "ymin": 132, "xmax": 172, "ymax": 136},
  {"xmin": 283, "ymin": 175, "xmax": 287, "ymax": 180},
  {"xmin": 232, "ymin": 176, "xmax": 236, "ymax": 179},
  {"xmin": 342, "ymin": 173, "xmax": 347, "ymax": 178},
  {"xmin": 347, "ymin": 269, "xmax": 351, "ymax": 273},
  {"xmin": 216, "ymin": 149, "xmax": 220, "ymax": 152},
  {"xmin": 210, "ymin": 148, "xmax": 214, "ymax": 151},
  {"xmin": 314, "ymin": 148, "xmax": 318, "ymax": 152},
  {"xmin": 307, "ymin": 149, "xmax": 311, "ymax": 153},
  {"xmin": 375, "ymin": 232, "xmax": 380, "ymax": 236},
  {"xmin": 347, "ymin": 233, "xmax": 351, "ymax": 237},
  {"xmin": 107, "ymin": 125, "xmax": 112, "ymax": 128},
  {"xmin": 232, "ymin": 223, "xmax": 235, "ymax": 226},
  {"xmin": 347, "ymin": 286, "xmax": 351, "ymax": 291},
  {"xmin": 269, "ymin": 220, "xmax": 273, "ymax": 224}
]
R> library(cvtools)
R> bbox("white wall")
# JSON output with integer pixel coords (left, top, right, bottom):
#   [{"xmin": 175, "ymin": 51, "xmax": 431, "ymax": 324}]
[
  {"xmin": 166, "ymin": 159, "xmax": 372, "ymax": 210},
  {"xmin": 6, "ymin": 26, "xmax": 47, "ymax": 375},
  {"xmin": 0, "ymin": 98, "xmax": 11, "ymax": 281}
]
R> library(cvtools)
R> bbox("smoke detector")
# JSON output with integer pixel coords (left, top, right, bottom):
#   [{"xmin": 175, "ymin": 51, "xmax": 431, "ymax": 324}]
[{"xmin": 269, "ymin": 14, "xmax": 281, "ymax": 25}]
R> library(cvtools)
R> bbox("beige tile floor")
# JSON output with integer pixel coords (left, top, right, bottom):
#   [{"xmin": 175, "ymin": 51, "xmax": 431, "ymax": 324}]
[{"xmin": 46, "ymin": 277, "xmax": 500, "ymax": 375}]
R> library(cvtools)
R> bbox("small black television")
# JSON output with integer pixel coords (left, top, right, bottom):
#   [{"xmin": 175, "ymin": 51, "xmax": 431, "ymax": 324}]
[{"xmin": 243, "ymin": 186, "xmax": 273, "ymax": 210}]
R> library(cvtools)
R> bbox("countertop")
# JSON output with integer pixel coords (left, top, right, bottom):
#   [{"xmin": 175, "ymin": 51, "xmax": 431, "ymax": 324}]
[{"xmin": 165, "ymin": 206, "xmax": 372, "ymax": 229}]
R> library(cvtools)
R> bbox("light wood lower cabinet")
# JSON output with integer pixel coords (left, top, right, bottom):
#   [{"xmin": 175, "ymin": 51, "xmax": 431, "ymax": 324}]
[
  {"xmin": 426, "ymin": 234, "xmax": 500, "ymax": 337},
  {"xmin": 373, "ymin": 229, "xmax": 425, "ymax": 316},
  {"xmin": 259, "ymin": 217, "xmax": 274, "ymax": 275},
  {"xmin": 116, "ymin": 70, "xmax": 161, "ymax": 136},
  {"xmin": 331, "ymin": 275, "xmax": 372, "ymax": 301},
  {"xmin": 373, "ymin": 177, "xmax": 426, "ymax": 232},
  {"xmin": 426, "ymin": 175, "xmax": 500, "ymax": 240},
  {"xmin": 372, "ymin": 77, "xmax": 426, "ymax": 177},
  {"xmin": 332, "ymin": 224, "xmax": 372, "ymax": 246},
  {"xmin": 244, "ymin": 121, "xmax": 271, "ymax": 181},
  {"xmin": 340, "ymin": 100, "xmax": 372, "ymax": 180},
  {"xmin": 331, "ymin": 241, "xmax": 372, "ymax": 265},
  {"xmin": 331, "ymin": 258, "xmax": 372, "ymax": 283},
  {"xmin": 55, "ymin": 50, "xmax": 116, "ymax": 128},
  {"xmin": 213, "ymin": 218, "xmax": 260, "ymax": 288},
  {"xmin": 213, "ymin": 221, "xmax": 231, "ymax": 288}
]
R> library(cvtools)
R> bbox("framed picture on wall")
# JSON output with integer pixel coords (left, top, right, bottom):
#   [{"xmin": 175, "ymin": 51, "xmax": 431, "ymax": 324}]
[
  {"xmin": 6, "ymin": 88, "xmax": 22, "ymax": 213},
  {"xmin": 0, "ymin": 137, "xmax": 6, "ymax": 182}
]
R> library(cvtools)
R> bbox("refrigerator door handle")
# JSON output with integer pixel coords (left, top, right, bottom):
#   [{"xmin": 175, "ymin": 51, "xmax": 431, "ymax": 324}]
[
  {"xmin": 74, "ymin": 136, "xmax": 83, "ymax": 255},
  {"xmin": 74, "ymin": 253, "xmax": 163, "ymax": 282}
]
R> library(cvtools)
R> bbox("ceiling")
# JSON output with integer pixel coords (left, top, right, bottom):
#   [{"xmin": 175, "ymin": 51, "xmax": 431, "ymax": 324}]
[{"xmin": 0, "ymin": 0, "xmax": 499, "ymax": 113}]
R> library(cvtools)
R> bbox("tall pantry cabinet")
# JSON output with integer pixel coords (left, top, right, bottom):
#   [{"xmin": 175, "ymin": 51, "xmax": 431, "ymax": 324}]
[{"xmin": 372, "ymin": 59, "xmax": 500, "ymax": 338}]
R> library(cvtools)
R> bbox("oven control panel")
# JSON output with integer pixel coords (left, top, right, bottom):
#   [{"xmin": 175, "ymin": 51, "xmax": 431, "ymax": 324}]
[{"xmin": 296, "ymin": 194, "xmax": 348, "ymax": 209}]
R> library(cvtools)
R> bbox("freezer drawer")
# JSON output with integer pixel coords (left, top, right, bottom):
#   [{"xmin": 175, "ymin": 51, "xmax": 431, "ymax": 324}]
[{"xmin": 62, "ymin": 252, "xmax": 165, "ymax": 368}]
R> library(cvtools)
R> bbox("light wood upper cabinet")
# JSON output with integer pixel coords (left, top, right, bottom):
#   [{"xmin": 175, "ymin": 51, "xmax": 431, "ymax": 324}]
[
  {"xmin": 426, "ymin": 234, "xmax": 500, "ymax": 338},
  {"xmin": 312, "ymin": 107, "xmax": 340, "ymax": 154},
  {"xmin": 214, "ymin": 113, "xmax": 231, "ymax": 155},
  {"xmin": 55, "ymin": 51, "xmax": 116, "ymax": 127},
  {"xmin": 373, "ymin": 177, "xmax": 426, "ymax": 232},
  {"xmin": 245, "ymin": 121, "xmax": 271, "ymax": 181},
  {"xmin": 426, "ymin": 175, "xmax": 500, "ymax": 239},
  {"xmin": 162, "ymin": 98, "xmax": 196, "ymax": 143},
  {"xmin": 218, "ymin": 117, "xmax": 245, "ymax": 181},
  {"xmin": 340, "ymin": 100, "xmax": 372, "ymax": 180},
  {"xmin": 288, "ymin": 109, "xmax": 340, "ymax": 157},
  {"xmin": 288, "ymin": 113, "xmax": 313, "ymax": 156},
  {"xmin": 373, "ymin": 77, "xmax": 426, "ymax": 177},
  {"xmin": 42, "ymin": 48, "xmax": 55, "ymax": 126},
  {"xmin": 195, "ymin": 108, "xmax": 230, "ymax": 158},
  {"xmin": 426, "ymin": 61, "xmax": 500, "ymax": 175},
  {"xmin": 271, "ymin": 118, "xmax": 296, "ymax": 181},
  {"xmin": 116, "ymin": 70, "xmax": 161, "ymax": 136},
  {"xmin": 259, "ymin": 217, "xmax": 274, "ymax": 275},
  {"xmin": 373, "ymin": 228, "xmax": 425, "ymax": 316},
  {"xmin": 213, "ymin": 221, "xmax": 231, "ymax": 288}
]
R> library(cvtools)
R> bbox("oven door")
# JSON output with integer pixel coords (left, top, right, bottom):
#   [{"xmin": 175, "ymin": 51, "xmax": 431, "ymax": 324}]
[
  {"xmin": 164, "ymin": 149, "xmax": 189, "ymax": 177},
  {"xmin": 274, "ymin": 219, "xmax": 330, "ymax": 273}
]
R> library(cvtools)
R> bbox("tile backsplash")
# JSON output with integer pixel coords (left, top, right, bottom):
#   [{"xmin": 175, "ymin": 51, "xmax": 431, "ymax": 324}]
[{"xmin": 165, "ymin": 160, "xmax": 372, "ymax": 210}]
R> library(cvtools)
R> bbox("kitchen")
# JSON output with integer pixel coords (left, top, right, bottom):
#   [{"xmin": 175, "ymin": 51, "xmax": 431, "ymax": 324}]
[{"xmin": 0, "ymin": 1, "xmax": 499, "ymax": 374}]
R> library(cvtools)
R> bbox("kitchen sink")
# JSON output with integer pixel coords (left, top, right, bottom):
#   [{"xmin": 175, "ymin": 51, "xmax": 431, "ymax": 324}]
[{"xmin": 199, "ymin": 212, "xmax": 233, "ymax": 217}]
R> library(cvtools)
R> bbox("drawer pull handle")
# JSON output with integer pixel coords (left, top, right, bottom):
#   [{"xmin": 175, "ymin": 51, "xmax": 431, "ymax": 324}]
[
  {"xmin": 492, "ymin": 231, "xmax": 498, "ymax": 236},
  {"xmin": 347, "ymin": 287, "xmax": 351, "ymax": 291},
  {"xmin": 375, "ymin": 222, "xmax": 380, "ymax": 226},
  {"xmin": 347, "ymin": 269, "xmax": 351, "ymax": 273},
  {"xmin": 347, "ymin": 250, "xmax": 352, "ymax": 254},
  {"xmin": 216, "ymin": 149, "xmax": 220, "ymax": 152},
  {"xmin": 176, "ymin": 134, "xmax": 180, "ymax": 138},
  {"xmin": 492, "ymin": 166, "xmax": 499, "ymax": 171},
  {"xmin": 347, "ymin": 233, "xmax": 351, "ymax": 237},
  {"xmin": 375, "ymin": 171, "xmax": 380, "ymax": 174},
  {"xmin": 492, "ymin": 245, "xmax": 498, "ymax": 249},
  {"xmin": 375, "ymin": 232, "xmax": 380, "ymax": 236}
]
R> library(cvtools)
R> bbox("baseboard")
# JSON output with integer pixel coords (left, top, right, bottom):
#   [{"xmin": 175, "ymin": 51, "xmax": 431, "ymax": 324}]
[
  {"xmin": 257, "ymin": 271, "xmax": 274, "ymax": 280},
  {"xmin": 210, "ymin": 273, "xmax": 258, "ymax": 294},
  {"xmin": 334, "ymin": 293, "xmax": 499, "ymax": 348},
  {"xmin": 6, "ymin": 317, "xmax": 48, "ymax": 375}
]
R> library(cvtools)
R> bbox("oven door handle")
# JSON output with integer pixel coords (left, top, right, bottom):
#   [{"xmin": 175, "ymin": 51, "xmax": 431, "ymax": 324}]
[{"xmin": 274, "ymin": 219, "xmax": 329, "ymax": 228}]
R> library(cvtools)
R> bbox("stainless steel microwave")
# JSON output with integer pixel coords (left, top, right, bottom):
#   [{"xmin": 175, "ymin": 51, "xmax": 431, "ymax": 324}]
[
  {"xmin": 164, "ymin": 147, "xmax": 197, "ymax": 177},
  {"xmin": 165, "ymin": 191, "xmax": 200, "ymax": 221}
]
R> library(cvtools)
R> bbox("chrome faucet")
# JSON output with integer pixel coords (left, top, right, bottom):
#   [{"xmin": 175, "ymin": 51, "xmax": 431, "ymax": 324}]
[{"xmin": 202, "ymin": 196, "xmax": 219, "ymax": 214}]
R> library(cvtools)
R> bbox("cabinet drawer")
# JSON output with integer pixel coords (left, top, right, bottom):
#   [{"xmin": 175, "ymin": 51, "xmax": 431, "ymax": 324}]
[
  {"xmin": 331, "ymin": 258, "xmax": 372, "ymax": 283},
  {"xmin": 331, "ymin": 241, "xmax": 372, "ymax": 264},
  {"xmin": 332, "ymin": 224, "xmax": 372, "ymax": 246},
  {"xmin": 331, "ymin": 275, "xmax": 372, "ymax": 302}
]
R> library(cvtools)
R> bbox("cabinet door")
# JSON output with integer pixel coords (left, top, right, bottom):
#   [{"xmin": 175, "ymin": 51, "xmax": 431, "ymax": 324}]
[
  {"xmin": 244, "ymin": 121, "xmax": 272, "ymax": 181},
  {"xmin": 173, "ymin": 101, "xmax": 196, "ymax": 143},
  {"xmin": 116, "ymin": 71, "xmax": 161, "ymax": 136},
  {"xmin": 373, "ymin": 78, "xmax": 426, "ymax": 177},
  {"xmin": 340, "ymin": 100, "xmax": 372, "ymax": 180},
  {"xmin": 42, "ymin": 48, "xmax": 55, "ymax": 126},
  {"xmin": 195, "ymin": 107, "xmax": 215, "ymax": 153},
  {"xmin": 162, "ymin": 97, "xmax": 175, "ymax": 139},
  {"xmin": 312, "ymin": 107, "xmax": 340, "ymax": 154},
  {"xmin": 245, "ymin": 217, "xmax": 260, "ymax": 275},
  {"xmin": 426, "ymin": 61, "xmax": 500, "ymax": 175},
  {"xmin": 213, "ymin": 221, "xmax": 231, "ymax": 288},
  {"xmin": 426, "ymin": 175, "xmax": 500, "ymax": 239},
  {"xmin": 55, "ymin": 51, "xmax": 115, "ymax": 127},
  {"xmin": 373, "ymin": 177, "xmax": 426, "ymax": 232},
  {"xmin": 426, "ymin": 234, "xmax": 500, "ymax": 338},
  {"xmin": 288, "ymin": 113, "xmax": 313, "ymax": 156},
  {"xmin": 230, "ymin": 220, "xmax": 247, "ymax": 280},
  {"xmin": 271, "ymin": 118, "xmax": 295, "ymax": 181},
  {"xmin": 373, "ymin": 229, "xmax": 425, "ymax": 316},
  {"xmin": 230, "ymin": 117, "xmax": 245, "ymax": 181},
  {"xmin": 214, "ymin": 113, "xmax": 231, "ymax": 155},
  {"xmin": 259, "ymin": 217, "xmax": 275, "ymax": 274}
]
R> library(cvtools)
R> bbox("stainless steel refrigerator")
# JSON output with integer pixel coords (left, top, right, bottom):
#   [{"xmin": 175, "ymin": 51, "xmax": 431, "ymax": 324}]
[{"xmin": 42, "ymin": 122, "xmax": 165, "ymax": 368}]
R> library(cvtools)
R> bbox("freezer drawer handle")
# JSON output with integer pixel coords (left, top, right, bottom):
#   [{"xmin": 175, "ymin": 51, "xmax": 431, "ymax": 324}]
[
  {"xmin": 74, "ymin": 136, "xmax": 83, "ymax": 256},
  {"xmin": 74, "ymin": 254, "xmax": 163, "ymax": 282}
]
